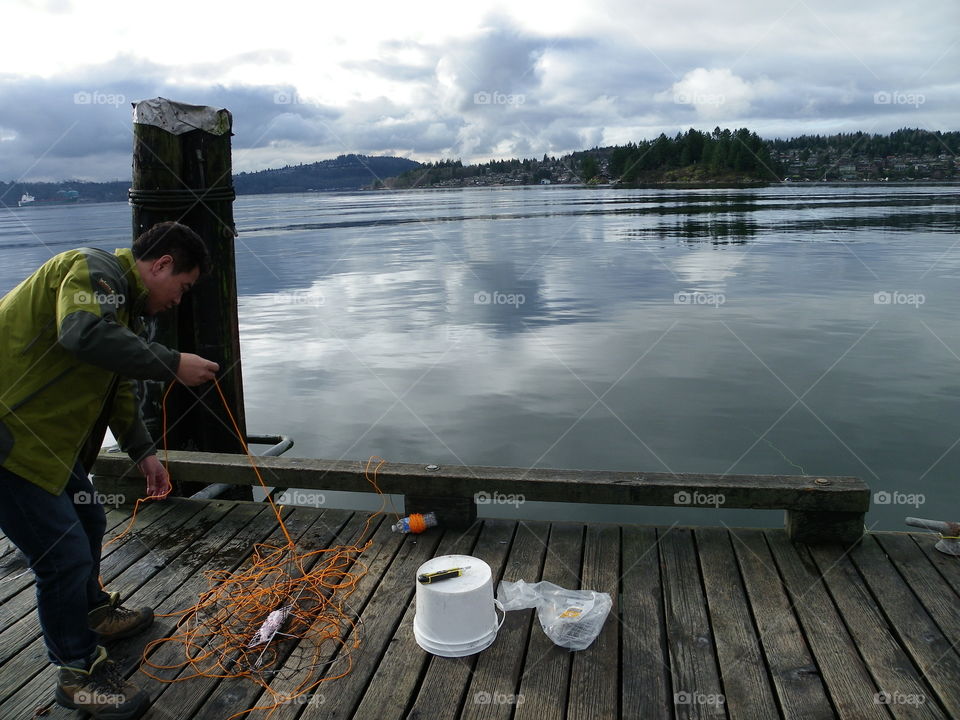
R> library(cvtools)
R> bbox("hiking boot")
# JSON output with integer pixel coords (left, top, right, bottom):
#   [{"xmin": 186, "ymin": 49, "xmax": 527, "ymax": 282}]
[
  {"xmin": 89, "ymin": 591, "xmax": 154, "ymax": 642},
  {"xmin": 55, "ymin": 645, "xmax": 149, "ymax": 719}
]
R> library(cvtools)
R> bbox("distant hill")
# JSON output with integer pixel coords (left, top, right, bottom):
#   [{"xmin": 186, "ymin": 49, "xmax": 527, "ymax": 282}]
[
  {"xmin": 233, "ymin": 154, "xmax": 420, "ymax": 194},
  {"xmin": 0, "ymin": 154, "xmax": 421, "ymax": 207}
]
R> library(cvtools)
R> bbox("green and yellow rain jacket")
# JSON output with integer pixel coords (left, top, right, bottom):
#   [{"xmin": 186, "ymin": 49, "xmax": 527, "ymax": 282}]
[{"xmin": 0, "ymin": 247, "xmax": 180, "ymax": 494}]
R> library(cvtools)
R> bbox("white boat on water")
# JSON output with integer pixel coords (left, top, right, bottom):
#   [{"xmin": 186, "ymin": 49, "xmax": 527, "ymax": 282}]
[{"xmin": 17, "ymin": 190, "xmax": 80, "ymax": 207}]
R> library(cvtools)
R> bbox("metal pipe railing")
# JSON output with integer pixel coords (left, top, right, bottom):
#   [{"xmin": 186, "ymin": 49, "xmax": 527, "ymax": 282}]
[{"xmin": 189, "ymin": 434, "xmax": 294, "ymax": 500}]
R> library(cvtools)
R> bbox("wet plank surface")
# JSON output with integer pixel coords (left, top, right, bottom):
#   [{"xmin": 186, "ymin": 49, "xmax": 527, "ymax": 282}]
[{"xmin": 0, "ymin": 499, "xmax": 957, "ymax": 719}]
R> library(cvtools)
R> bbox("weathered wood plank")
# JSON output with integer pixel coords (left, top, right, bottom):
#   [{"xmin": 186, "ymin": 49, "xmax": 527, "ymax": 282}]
[
  {"xmin": 0, "ymin": 532, "xmax": 13, "ymax": 559},
  {"xmin": 661, "ymin": 528, "xmax": 726, "ymax": 719},
  {"xmin": 95, "ymin": 451, "xmax": 869, "ymax": 512},
  {"xmin": 513, "ymin": 523, "xmax": 584, "ymax": 720},
  {"xmin": 621, "ymin": 525, "xmax": 670, "ymax": 719},
  {"xmin": 809, "ymin": 542, "xmax": 947, "ymax": 719},
  {"xmin": 347, "ymin": 523, "xmax": 483, "ymax": 720},
  {"xmin": 696, "ymin": 527, "xmax": 779, "ymax": 719},
  {"xmin": 766, "ymin": 532, "xmax": 887, "ymax": 719},
  {"xmin": 852, "ymin": 534, "xmax": 960, "ymax": 716},
  {"xmin": 567, "ymin": 524, "xmax": 620, "ymax": 720},
  {"xmin": 785, "ymin": 509, "xmax": 865, "ymax": 546},
  {"xmin": 729, "ymin": 530, "xmax": 833, "ymax": 719},
  {"xmin": 910, "ymin": 532, "xmax": 960, "ymax": 596},
  {"xmin": 406, "ymin": 494, "xmax": 476, "ymax": 530},
  {"xmin": 459, "ymin": 521, "xmax": 550, "ymax": 720},
  {"xmin": 874, "ymin": 533, "xmax": 960, "ymax": 646}
]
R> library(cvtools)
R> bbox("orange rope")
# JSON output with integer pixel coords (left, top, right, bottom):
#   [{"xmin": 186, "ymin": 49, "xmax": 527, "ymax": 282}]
[
  {"xmin": 101, "ymin": 377, "xmax": 394, "ymax": 719},
  {"xmin": 100, "ymin": 382, "xmax": 177, "ymax": 555},
  {"xmin": 407, "ymin": 513, "xmax": 428, "ymax": 534}
]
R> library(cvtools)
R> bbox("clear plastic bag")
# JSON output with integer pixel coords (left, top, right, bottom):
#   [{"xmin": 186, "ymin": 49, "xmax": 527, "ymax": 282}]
[{"xmin": 497, "ymin": 580, "xmax": 612, "ymax": 650}]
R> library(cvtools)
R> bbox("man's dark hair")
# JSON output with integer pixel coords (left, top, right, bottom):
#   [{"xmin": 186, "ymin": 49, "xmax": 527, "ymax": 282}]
[{"xmin": 132, "ymin": 221, "xmax": 211, "ymax": 276}]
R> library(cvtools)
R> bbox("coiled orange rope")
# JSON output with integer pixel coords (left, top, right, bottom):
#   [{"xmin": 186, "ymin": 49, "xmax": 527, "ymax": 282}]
[
  {"xmin": 109, "ymin": 378, "xmax": 391, "ymax": 719},
  {"xmin": 406, "ymin": 512, "xmax": 429, "ymax": 534}
]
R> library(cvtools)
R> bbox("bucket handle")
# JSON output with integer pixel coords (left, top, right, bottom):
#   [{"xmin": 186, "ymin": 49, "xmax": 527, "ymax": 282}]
[{"xmin": 494, "ymin": 599, "xmax": 506, "ymax": 631}]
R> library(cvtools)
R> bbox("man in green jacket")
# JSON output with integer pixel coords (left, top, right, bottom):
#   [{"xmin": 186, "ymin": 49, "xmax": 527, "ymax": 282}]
[{"xmin": 0, "ymin": 221, "xmax": 219, "ymax": 720}]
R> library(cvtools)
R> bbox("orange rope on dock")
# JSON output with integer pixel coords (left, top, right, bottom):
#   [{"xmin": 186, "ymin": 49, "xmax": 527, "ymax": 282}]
[
  {"xmin": 406, "ymin": 512, "xmax": 429, "ymax": 534},
  {"xmin": 110, "ymin": 378, "xmax": 391, "ymax": 719},
  {"xmin": 100, "ymin": 382, "xmax": 177, "ymax": 555}
]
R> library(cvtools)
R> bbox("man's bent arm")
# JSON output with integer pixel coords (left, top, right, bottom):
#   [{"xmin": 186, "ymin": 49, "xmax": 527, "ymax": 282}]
[
  {"xmin": 55, "ymin": 260, "xmax": 180, "ymax": 380},
  {"xmin": 109, "ymin": 378, "xmax": 157, "ymax": 465}
]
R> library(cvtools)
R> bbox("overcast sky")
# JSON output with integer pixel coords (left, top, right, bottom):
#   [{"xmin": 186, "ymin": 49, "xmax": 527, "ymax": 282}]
[{"xmin": 1, "ymin": 0, "xmax": 957, "ymax": 181}]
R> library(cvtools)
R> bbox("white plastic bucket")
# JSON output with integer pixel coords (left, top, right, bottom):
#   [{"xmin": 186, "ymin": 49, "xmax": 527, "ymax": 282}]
[{"xmin": 413, "ymin": 554, "xmax": 505, "ymax": 657}]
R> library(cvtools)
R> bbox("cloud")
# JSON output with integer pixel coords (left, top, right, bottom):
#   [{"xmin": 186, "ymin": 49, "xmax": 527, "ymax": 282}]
[
  {"xmin": 0, "ymin": 60, "xmax": 344, "ymax": 180},
  {"xmin": 659, "ymin": 68, "xmax": 771, "ymax": 120},
  {"xmin": 12, "ymin": 0, "xmax": 71, "ymax": 11},
  {"xmin": 0, "ymin": 3, "xmax": 958, "ymax": 181}
]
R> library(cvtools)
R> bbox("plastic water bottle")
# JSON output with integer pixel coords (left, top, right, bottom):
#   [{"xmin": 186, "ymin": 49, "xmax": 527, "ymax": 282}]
[{"xmin": 391, "ymin": 512, "xmax": 438, "ymax": 534}]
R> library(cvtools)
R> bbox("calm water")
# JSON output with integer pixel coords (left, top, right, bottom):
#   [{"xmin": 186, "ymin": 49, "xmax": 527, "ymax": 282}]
[{"xmin": 2, "ymin": 184, "xmax": 958, "ymax": 531}]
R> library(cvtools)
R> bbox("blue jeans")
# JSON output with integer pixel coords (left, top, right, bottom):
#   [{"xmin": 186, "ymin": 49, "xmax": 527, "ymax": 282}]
[{"xmin": 0, "ymin": 461, "xmax": 111, "ymax": 665}]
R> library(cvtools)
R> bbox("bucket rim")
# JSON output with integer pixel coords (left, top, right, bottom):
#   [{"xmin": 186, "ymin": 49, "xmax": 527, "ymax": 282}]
[{"xmin": 413, "ymin": 599, "xmax": 505, "ymax": 656}]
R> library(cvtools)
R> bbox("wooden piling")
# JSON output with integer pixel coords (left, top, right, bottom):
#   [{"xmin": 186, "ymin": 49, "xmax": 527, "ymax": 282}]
[{"xmin": 129, "ymin": 98, "xmax": 247, "ymax": 467}]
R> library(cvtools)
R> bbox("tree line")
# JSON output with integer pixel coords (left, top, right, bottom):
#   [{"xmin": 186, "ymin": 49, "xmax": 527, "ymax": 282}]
[
  {"xmin": 388, "ymin": 127, "xmax": 958, "ymax": 188},
  {"xmin": 607, "ymin": 128, "xmax": 780, "ymax": 183},
  {"xmin": 768, "ymin": 128, "xmax": 959, "ymax": 160}
]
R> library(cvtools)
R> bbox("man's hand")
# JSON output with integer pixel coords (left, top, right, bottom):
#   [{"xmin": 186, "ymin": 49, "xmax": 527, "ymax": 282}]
[
  {"xmin": 175, "ymin": 353, "xmax": 219, "ymax": 386},
  {"xmin": 138, "ymin": 455, "xmax": 172, "ymax": 498}
]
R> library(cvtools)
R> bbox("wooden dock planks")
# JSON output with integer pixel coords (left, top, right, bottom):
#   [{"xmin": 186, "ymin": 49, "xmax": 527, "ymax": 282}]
[{"xmin": 1, "ymin": 502, "xmax": 958, "ymax": 720}]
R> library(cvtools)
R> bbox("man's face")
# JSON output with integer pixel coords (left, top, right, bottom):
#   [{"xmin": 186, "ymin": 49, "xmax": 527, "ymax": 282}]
[{"xmin": 141, "ymin": 255, "xmax": 200, "ymax": 315}]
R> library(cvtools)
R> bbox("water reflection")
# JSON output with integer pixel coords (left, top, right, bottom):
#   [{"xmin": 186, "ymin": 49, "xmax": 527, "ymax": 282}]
[{"xmin": 2, "ymin": 184, "xmax": 960, "ymax": 530}]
